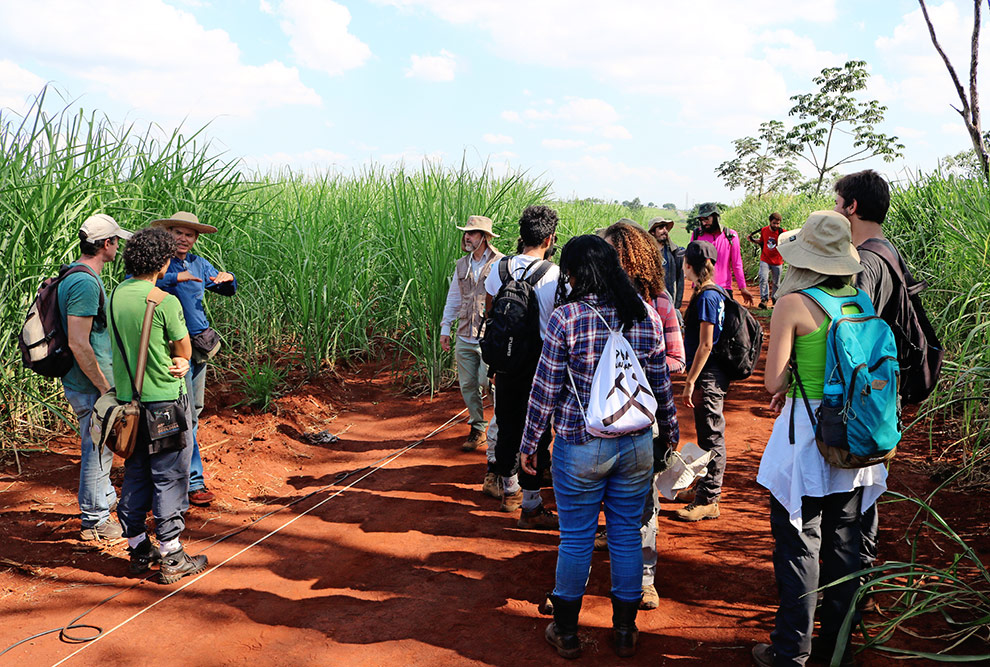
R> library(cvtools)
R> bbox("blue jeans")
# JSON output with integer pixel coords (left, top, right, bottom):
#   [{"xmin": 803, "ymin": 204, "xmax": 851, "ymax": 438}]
[
  {"xmin": 552, "ymin": 431, "xmax": 653, "ymax": 602},
  {"xmin": 64, "ymin": 388, "xmax": 117, "ymax": 528},
  {"xmin": 186, "ymin": 361, "xmax": 207, "ymax": 491}
]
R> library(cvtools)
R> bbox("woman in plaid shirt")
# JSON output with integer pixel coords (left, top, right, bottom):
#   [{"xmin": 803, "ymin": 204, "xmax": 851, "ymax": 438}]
[{"xmin": 519, "ymin": 235, "xmax": 679, "ymax": 659}]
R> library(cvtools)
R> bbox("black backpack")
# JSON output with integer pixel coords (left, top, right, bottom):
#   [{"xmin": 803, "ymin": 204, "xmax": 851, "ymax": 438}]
[
  {"xmin": 685, "ymin": 284, "xmax": 764, "ymax": 381},
  {"xmin": 480, "ymin": 256, "xmax": 552, "ymax": 374},
  {"xmin": 19, "ymin": 264, "xmax": 105, "ymax": 378},
  {"xmin": 859, "ymin": 239, "xmax": 943, "ymax": 404}
]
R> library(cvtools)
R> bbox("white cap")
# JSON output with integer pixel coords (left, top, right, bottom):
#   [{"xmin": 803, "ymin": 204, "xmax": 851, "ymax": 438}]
[{"xmin": 80, "ymin": 214, "xmax": 133, "ymax": 242}]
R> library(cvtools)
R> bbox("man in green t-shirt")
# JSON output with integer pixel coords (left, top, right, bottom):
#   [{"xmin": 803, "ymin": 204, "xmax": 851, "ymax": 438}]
[
  {"xmin": 112, "ymin": 227, "xmax": 208, "ymax": 583},
  {"xmin": 58, "ymin": 213, "xmax": 133, "ymax": 542}
]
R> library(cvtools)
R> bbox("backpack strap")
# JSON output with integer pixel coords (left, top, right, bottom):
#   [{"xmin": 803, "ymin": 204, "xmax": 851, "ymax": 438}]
[
  {"xmin": 497, "ymin": 256, "xmax": 511, "ymax": 285},
  {"xmin": 520, "ymin": 259, "xmax": 552, "ymax": 285},
  {"xmin": 58, "ymin": 264, "xmax": 107, "ymax": 328},
  {"xmin": 109, "ymin": 285, "xmax": 166, "ymax": 402},
  {"xmin": 860, "ymin": 238, "xmax": 926, "ymax": 295},
  {"xmin": 800, "ymin": 287, "xmax": 872, "ymax": 320},
  {"xmin": 788, "ymin": 359, "xmax": 818, "ymax": 445}
]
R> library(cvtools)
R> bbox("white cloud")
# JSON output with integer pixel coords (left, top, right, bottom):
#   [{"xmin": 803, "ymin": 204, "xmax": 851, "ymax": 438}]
[
  {"xmin": 542, "ymin": 139, "xmax": 587, "ymax": 149},
  {"xmin": 0, "ymin": 1, "xmax": 321, "ymax": 120},
  {"xmin": 760, "ymin": 29, "xmax": 845, "ymax": 80},
  {"xmin": 482, "ymin": 133, "xmax": 513, "ymax": 144},
  {"xmin": 681, "ymin": 144, "xmax": 732, "ymax": 161},
  {"xmin": 586, "ymin": 143, "xmax": 612, "ymax": 153},
  {"xmin": 505, "ymin": 97, "xmax": 629, "ymax": 138},
  {"xmin": 546, "ymin": 154, "xmax": 692, "ymax": 200},
  {"xmin": 501, "ymin": 110, "xmax": 521, "ymax": 122},
  {"xmin": 0, "ymin": 60, "xmax": 45, "ymax": 112},
  {"xmin": 259, "ymin": 0, "xmax": 273, "ymax": 13},
  {"xmin": 278, "ymin": 0, "xmax": 372, "ymax": 76},
  {"xmin": 601, "ymin": 125, "xmax": 631, "ymax": 140},
  {"xmin": 405, "ymin": 49, "xmax": 458, "ymax": 82}
]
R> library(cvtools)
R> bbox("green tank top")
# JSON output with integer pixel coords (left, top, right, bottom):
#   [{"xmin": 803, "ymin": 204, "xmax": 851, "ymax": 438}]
[{"xmin": 789, "ymin": 285, "xmax": 859, "ymax": 400}]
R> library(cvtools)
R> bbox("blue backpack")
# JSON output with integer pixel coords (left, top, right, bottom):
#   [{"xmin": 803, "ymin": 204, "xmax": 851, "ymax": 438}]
[{"xmin": 791, "ymin": 287, "xmax": 901, "ymax": 468}]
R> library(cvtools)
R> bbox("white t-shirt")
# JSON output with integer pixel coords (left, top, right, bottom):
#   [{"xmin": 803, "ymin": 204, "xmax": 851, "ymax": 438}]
[{"xmin": 484, "ymin": 255, "xmax": 561, "ymax": 339}]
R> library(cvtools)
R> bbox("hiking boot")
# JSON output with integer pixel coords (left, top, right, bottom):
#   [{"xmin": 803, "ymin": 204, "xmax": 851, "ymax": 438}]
[
  {"xmin": 127, "ymin": 537, "xmax": 162, "ymax": 575},
  {"xmin": 159, "ymin": 547, "xmax": 208, "ymax": 584},
  {"xmin": 461, "ymin": 427, "xmax": 485, "ymax": 452},
  {"xmin": 80, "ymin": 518, "xmax": 123, "ymax": 542},
  {"xmin": 751, "ymin": 643, "xmax": 774, "ymax": 667},
  {"xmin": 675, "ymin": 500, "xmax": 720, "ymax": 522},
  {"xmin": 518, "ymin": 505, "xmax": 559, "ymax": 530},
  {"xmin": 188, "ymin": 488, "xmax": 215, "ymax": 506},
  {"xmin": 674, "ymin": 486, "xmax": 695, "ymax": 504},
  {"xmin": 639, "ymin": 584, "xmax": 659, "ymax": 610},
  {"xmin": 482, "ymin": 472, "xmax": 502, "ymax": 498},
  {"xmin": 759, "ymin": 300, "xmax": 768, "ymax": 310},
  {"xmin": 545, "ymin": 595, "xmax": 582, "ymax": 659},
  {"xmin": 593, "ymin": 525, "xmax": 608, "ymax": 551},
  {"xmin": 610, "ymin": 593, "xmax": 640, "ymax": 657},
  {"xmin": 500, "ymin": 489, "xmax": 523, "ymax": 513}
]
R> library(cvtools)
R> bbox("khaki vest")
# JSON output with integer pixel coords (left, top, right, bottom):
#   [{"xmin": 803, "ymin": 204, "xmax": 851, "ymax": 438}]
[{"xmin": 456, "ymin": 247, "xmax": 502, "ymax": 339}]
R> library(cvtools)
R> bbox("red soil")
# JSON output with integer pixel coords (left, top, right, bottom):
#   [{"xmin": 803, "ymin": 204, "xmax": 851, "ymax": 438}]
[{"xmin": 1, "ymin": 336, "xmax": 987, "ymax": 665}]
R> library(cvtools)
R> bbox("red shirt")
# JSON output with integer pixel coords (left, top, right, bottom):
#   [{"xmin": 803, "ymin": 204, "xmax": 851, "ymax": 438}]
[{"xmin": 760, "ymin": 226, "xmax": 784, "ymax": 265}]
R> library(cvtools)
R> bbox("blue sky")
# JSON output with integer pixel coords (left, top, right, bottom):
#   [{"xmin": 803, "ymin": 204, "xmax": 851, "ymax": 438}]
[{"xmin": 0, "ymin": 0, "xmax": 985, "ymax": 206}]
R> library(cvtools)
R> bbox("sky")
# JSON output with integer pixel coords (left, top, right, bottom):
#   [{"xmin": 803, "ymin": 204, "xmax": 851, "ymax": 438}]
[{"xmin": 0, "ymin": 0, "xmax": 985, "ymax": 207}]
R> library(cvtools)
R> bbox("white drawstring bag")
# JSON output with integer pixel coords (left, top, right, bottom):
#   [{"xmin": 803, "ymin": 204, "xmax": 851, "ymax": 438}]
[
  {"xmin": 569, "ymin": 305, "xmax": 658, "ymax": 438},
  {"xmin": 655, "ymin": 442, "xmax": 714, "ymax": 500}
]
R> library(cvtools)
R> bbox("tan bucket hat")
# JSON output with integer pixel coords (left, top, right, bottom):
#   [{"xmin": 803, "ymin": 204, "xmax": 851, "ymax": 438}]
[
  {"xmin": 456, "ymin": 215, "xmax": 499, "ymax": 238},
  {"xmin": 777, "ymin": 210, "xmax": 862, "ymax": 275},
  {"xmin": 150, "ymin": 211, "xmax": 218, "ymax": 234},
  {"xmin": 648, "ymin": 217, "xmax": 675, "ymax": 232}
]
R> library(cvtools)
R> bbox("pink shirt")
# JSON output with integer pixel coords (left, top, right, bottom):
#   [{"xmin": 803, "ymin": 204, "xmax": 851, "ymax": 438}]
[{"xmin": 693, "ymin": 228, "xmax": 748, "ymax": 291}]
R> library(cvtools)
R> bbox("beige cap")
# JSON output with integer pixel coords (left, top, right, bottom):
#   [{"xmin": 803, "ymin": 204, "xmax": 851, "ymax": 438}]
[
  {"xmin": 150, "ymin": 211, "xmax": 218, "ymax": 234},
  {"xmin": 456, "ymin": 215, "xmax": 499, "ymax": 238},
  {"xmin": 777, "ymin": 210, "xmax": 863, "ymax": 275},
  {"xmin": 80, "ymin": 213, "xmax": 133, "ymax": 242}
]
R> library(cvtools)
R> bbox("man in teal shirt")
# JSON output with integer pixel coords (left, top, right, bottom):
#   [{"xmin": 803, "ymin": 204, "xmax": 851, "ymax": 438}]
[{"xmin": 58, "ymin": 213, "xmax": 133, "ymax": 541}]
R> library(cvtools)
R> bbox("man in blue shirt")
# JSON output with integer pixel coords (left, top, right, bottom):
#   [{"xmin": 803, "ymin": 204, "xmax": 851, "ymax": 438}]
[
  {"xmin": 151, "ymin": 211, "xmax": 237, "ymax": 506},
  {"xmin": 59, "ymin": 213, "xmax": 133, "ymax": 540}
]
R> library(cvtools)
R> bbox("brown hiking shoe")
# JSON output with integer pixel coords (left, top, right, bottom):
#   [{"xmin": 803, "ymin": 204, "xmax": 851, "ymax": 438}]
[
  {"xmin": 518, "ymin": 505, "xmax": 559, "ymax": 530},
  {"xmin": 675, "ymin": 500, "xmax": 720, "ymax": 522},
  {"xmin": 673, "ymin": 486, "xmax": 695, "ymax": 504},
  {"xmin": 462, "ymin": 427, "xmax": 485, "ymax": 452},
  {"xmin": 500, "ymin": 489, "xmax": 523, "ymax": 512},
  {"xmin": 639, "ymin": 584, "xmax": 659, "ymax": 610},
  {"xmin": 593, "ymin": 525, "xmax": 608, "ymax": 551},
  {"xmin": 482, "ymin": 472, "xmax": 501, "ymax": 498},
  {"xmin": 159, "ymin": 548, "xmax": 208, "ymax": 584}
]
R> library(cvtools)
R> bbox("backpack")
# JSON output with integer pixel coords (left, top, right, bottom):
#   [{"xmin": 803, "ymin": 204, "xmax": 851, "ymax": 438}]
[
  {"xmin": 480, "ymin": 256, "xmax": 552, "ymax": 374},
  {"xmin": 859, "ymin": 239, "xmax": 943, "ymax": 404},
  {"xmin": 567, "ymin": 304, "xmax": 658, "ymax": 438},
  {"xmin": 791, "ymin": 287, "xmax": 901, "ymax": 469},
  {"xmin": 685, "ymin": 284, "xmax": 764, "ymax": 381},
  {"xmin": 19, "ymin": 264, "xmax": 106, "ymax": 378}
]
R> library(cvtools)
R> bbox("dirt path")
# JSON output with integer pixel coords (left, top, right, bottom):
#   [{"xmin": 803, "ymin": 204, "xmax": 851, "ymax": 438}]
[{"xmin": 1, "ymin": 340, "xmax": 986, "ymax": 665}]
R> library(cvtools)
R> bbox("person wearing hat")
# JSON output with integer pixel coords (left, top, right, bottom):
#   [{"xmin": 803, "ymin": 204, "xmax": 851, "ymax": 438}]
[
  {"xmin": 150, "ymin": 211, "xmax": 237, "ymax": 507},
  {"xmin": 676, "ymin": 240, "xmax": 731, "ymax": 522},
  {"xmin": 690, "ymin": 203, "xmax": 755, "ymax": 306},
  {"xmin": 752, "ymin": 210, "xmax": 888, "ymax": 667},
  {"xmin": 440, "ymin": 215, "xmax": 503, "ymax": 470},
  {"xmin": 746, "ymin": 212, "xmax": 785, "ymax": 309},
  {"xmin": 648, "ymin": 217, "xmax": 685, "ymax": 309},
  {"xmin": 59, "ymin": 213, "xmax": 133, "ymax": 541}
]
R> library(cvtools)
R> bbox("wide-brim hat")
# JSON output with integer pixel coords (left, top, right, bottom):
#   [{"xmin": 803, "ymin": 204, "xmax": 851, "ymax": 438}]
[
  {"xmin": 777, "ymin": 210, "xmax": 862, "ymax": 275},
  {"xmin": 150, "ymin": 211, "xmax": 218, "ymax": 234},
  {"xmin": 456, "ymin": 215, "xmax": 499, "ymax": 238},
  {"xmin": 648, "ymin": 217, "xmax": 675, "ymax": 232}
]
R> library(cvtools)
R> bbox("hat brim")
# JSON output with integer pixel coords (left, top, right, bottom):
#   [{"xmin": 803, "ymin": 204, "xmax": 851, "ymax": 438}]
[
  {"xmin": 455, "ymin": 225, "xmax": 499, "ymax": 238},
  {"xmin": 115, "ymin": 229, "xmax": 134, "ymax": 241},
  {"xmin": 150, "ymin": 218, "xmax": 218, "ymax": 234},
  {"xmin": 649, "ymin": 221, "xmax": 674, "ymax": 231},
  {"xmin": 777, "ymin": 229, "xmax": 863, "ymax": 275}
]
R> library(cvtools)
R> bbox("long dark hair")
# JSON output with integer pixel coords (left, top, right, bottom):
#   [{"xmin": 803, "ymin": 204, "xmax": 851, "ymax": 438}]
[{"xmin": 556, "ymin": 234, "xmax": 646, "ymax": 330}]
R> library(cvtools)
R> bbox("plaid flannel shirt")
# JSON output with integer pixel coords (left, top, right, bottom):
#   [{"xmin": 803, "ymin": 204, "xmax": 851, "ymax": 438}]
[
  {"xmin": 520, "ymin": 296, "xmax": 679, "ymax": 454},
  {"xmin": 651, "ymin": 292, "xmax": 686, "ymax": 374}
]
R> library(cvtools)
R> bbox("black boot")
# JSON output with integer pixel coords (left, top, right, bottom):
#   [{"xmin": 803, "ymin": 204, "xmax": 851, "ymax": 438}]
[
  {"xmin": 159, "ymin": 547, "xmax": 208, "ymax": 584},
  {"xmin": 545, "ymin": 594, "xmax": 582, "ymax": 659},
  {"xmin": 611, "ymin": 593, "xmax": 641, "ymax": 658},
  {"xmin": 127, "ymin": 537, "xmax": 161, "ymax": 575}
]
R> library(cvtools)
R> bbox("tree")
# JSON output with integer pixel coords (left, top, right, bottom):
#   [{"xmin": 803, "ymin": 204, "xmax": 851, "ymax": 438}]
[
  {"xmin": 780, "ymin": 60, "xmax": 905, "ymax": 194},
  {"xmin": 918, "ymin": 0, "xmax": 988, "ymax": 181},
  {"xmin": 662, "ymin": 202, "xmax": 676, "ymax": 210},
  {"xmin": 715, "ymin": 120, "xmax": 801, "ymax": 198},
  {"xmin": 622, "ymin": 197, "xmax": 643, "ymax": 211}
]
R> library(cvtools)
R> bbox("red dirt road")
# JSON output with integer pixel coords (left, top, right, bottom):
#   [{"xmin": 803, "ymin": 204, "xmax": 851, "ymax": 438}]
[{"xmin": 1, "ymin": 352, "xmax": 987, "ymax": 665}]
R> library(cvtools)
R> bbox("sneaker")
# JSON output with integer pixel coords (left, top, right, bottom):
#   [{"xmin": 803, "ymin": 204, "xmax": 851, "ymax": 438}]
[
  {"xmin": 518, "ymin": 505, "xmax": 559, "ymax": 530},
  {"xmin": 751, "ymin": 643, "xmax": 774, "ymax": 667},
  {"xmin": 159, "ymin": 547, "xmax": 208, "ymax": 584},
  {"xmin": 500, "ymin": 489, "xmax": 523, "ymax": 513},
  {"xmin": 80, "ymin": 518, "xmax": 124, "ymax": 542},
  {"xmin": 639, "ymin": 584, "xmax": 659, "ymax": 610},
  {"xmin": 188, "ymin": 488, "xmax": 215, "ymax": 506},
  {"xmin": 482, "ymin": 472, "xmax": 502, "ymax": 499},
  {"xmin": 675, "ymin": 500, "xmax": 720, "ymax": 522},
  {"xmin": 461, "ymin": 427, "xmax": 485, "ymax": 452},
  {"xmin": 127, "ymin": 538, "xmax": 162, "ymax": 575},
  {"xmin": 593, "ymin": 525, "xmax": 608, "ymax": 551}
]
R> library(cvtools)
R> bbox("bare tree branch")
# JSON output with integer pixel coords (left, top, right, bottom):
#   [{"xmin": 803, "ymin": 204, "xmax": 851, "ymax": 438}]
[{"xmin": 919, "ymin": 0, "xmax": 971, "ymax": 118}]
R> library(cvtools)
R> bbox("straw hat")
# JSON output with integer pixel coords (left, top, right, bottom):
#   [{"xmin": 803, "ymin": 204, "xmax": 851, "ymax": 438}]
[
  {"xmin": 150, "ymin": 211, "xmax": 218, "ymax": 234},
  {"xmin": 777, "ymin": 210, "xmax": 862, "ymax": 275},
  {"xmin": 456, "ymin": 215, "xmax": 499, "ymax": 238}
]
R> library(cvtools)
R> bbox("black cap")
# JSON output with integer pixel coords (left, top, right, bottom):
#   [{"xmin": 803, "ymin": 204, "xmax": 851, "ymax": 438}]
[{"xmin": 685, "ymin": 240, "xmax": 717, "ymax": 264}]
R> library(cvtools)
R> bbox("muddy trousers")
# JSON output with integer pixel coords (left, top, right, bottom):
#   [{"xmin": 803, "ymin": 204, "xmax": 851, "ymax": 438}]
[
  {"xmin": 493, "ymin": 369, "xmax": 551, "ymax": 491},
  {"xmin": 769, "ymin": 490, "xmax": 863, "ymax": 667},
  {"xmin": 692, "ymin": 366, "xmax": 730, "ymax": 504}
]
